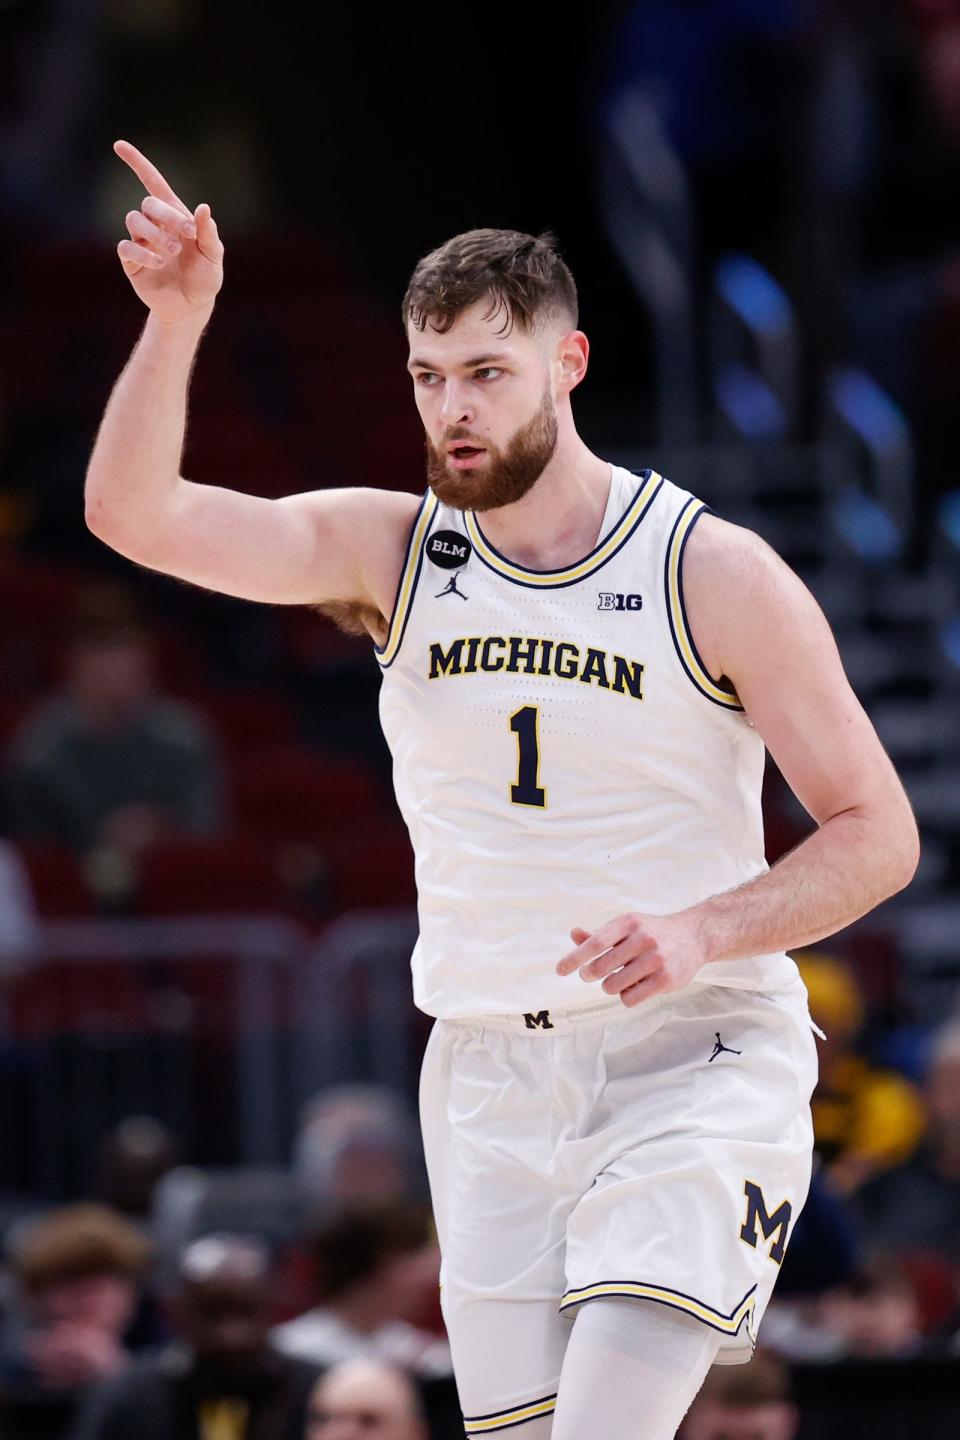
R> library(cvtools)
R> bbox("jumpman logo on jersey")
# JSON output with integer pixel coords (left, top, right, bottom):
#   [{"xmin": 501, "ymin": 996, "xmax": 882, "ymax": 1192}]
[
  {"xmin": 709, "ymin": 1032, "xmax": 742, "ymax": 1062},
  {"xmin": 436, "ymin": 571, "xmax": 468, "ymax": 600}
]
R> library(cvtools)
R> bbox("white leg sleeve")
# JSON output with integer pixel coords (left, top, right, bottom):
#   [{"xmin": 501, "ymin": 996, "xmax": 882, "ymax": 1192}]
[{"xmin": 550, "ymin": 1299, "xmax": 721, "ymax": 1440}]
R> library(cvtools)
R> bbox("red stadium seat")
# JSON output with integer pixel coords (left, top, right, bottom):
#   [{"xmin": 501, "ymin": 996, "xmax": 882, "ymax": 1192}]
[
  {"xmin": 230, "ymin": 745, "xmax": 384, "ymax": 846},
  {"xmin": 278, "ymin": 608, "xmax": 371, "ymax": 670},
  {"xmin": 0, "ymin": 695, "xmax": 42, "ymax": 749},
  {"xmin": 325, "ymin": 819, "xmax": 416, "ymax": 912},
  {"xmin": 136, "ymin": 836, "xmax": 286, "ymax": 916},
  {"xmin": 0, "ymin": 554, "xmax": 92, "ymax": 614},
  {"xmin": 149, "ymin": 628, "xmax": 210, "ymax": 694},
  {"xmin": 17, "ymin": 843, "xmax": 94, "ymax": 918},
  {"xmin": 192, "ymin": 690, "xmax": 298, "ymax": 754}
]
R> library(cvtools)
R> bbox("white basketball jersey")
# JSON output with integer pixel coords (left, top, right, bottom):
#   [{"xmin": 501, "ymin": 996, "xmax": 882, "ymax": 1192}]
[{"xmin": 376, "ymin": 465, "xmax": 799, "ymax": 1019}]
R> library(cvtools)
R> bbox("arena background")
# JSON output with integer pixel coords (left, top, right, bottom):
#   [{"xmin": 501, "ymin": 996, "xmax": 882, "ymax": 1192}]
[{"xmin": 0, "ymin": 1, "xmax": 958, "ymax": 1437}]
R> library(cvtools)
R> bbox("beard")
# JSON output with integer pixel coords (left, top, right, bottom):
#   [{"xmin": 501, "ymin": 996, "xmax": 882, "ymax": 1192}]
[{"xmin": 425, "ymin": 387, "xmax": 559, "ymax": 513}]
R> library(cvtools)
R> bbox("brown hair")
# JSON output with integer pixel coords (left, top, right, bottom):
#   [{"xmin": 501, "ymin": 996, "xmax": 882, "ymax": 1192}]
[
  {"xmin": 402, "ymin": 228, "xmax": 578, "ymax": 337},
  {"xmin": 12, "ymin": 1204, "xmax": 152, "ymax": 1292},
  {"xmin": 845, "ymin": 1255, "xmax": 915, "ymax": 1300},
  {"xmin": 310, "ymin": 1200, "xmax": 433, "ymax": 1300},
  {"xmin": 692, "ymin": 1349, "xmax": 793, "ymax": 1408}
]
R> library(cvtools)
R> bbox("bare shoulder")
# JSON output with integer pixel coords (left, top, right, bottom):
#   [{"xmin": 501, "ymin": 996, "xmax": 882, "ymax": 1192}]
[
  {"xmin": 282, "ymin": 483, "xmax": 422, "ymax": 575},
  {"xmin": 680, "ymin": 511, "xmax": 915, "ymax": 846},
  {"xmin": 285, "ymin": 486, "xmax": 424, "ymax": 643},
  {"xmin": 282, "ymin": 484, "xmax": 422, "ymax": 539},
  {"xmin": 682, "ymin": 512, "xmax": 833, "ymax": 685},
  {"xmin": 683, "ymin": 511, "xmax": 802, "ymax": 594}
]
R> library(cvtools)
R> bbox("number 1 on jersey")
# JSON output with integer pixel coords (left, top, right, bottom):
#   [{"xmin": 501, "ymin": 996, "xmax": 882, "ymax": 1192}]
[{"xmin": 509, "ymin": 705, "xmax": 547, "ymax": 808}]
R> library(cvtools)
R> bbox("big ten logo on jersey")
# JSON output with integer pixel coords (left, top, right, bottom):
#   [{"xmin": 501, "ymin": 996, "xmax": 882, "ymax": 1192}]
[{"xmin": 598, "ymin": 592, "xmax": 642, "ymax": 611}]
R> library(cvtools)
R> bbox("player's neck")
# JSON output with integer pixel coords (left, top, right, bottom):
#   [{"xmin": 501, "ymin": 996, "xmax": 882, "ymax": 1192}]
[{"xmin": 476, "ymin": 438, "xmax": 612, "ymax": 572}]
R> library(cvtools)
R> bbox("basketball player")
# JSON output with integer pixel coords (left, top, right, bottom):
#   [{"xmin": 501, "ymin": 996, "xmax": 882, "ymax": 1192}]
[{"xmin": 86, "ymin": 142, "xmax": 920, "ymax": 1440}]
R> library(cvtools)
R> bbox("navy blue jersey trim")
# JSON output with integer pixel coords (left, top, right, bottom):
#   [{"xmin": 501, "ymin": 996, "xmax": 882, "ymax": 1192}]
[
  {"xmin": 563, "ymin": 1291, "xmax": 751, "ymax": 1338},
  {"xmin": 559, "ymin": 1280, "xmax": 757, "ymax": 1336},
  {"xmin": 466, "ymin": 1413, "xmax": 556, "ymax": 1434},
  {"xmin": 463, "ymin": 1393, "xmax": 559, "ymax": 1423},
  {"xmin": 470, "ymin": 474, "xmax": 663, "ymax": 590},
  {"xmin": 373, "ymin": 491, "xmax": 429, "ymax": 658},
  {"xmin": 665, "ymin": 500, "xmax": 744, "ymax": 710},
  {"xmin": 375, "ymin": 493, "xmax": 439, "ymax": 669}
]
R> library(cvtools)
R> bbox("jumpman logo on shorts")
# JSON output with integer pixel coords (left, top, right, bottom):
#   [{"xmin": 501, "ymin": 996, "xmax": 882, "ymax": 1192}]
[
  {"xmin": 436, "ymin": 571, "xmax": 468, "ymax": 600},
  {"xmin": 709, "ymin": 1032, "xmax": 742, "ymax": 1062}
]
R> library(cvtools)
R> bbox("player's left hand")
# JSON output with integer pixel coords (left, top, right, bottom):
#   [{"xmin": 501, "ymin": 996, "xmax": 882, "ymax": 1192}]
[{"xmin": 555, "ymin": 911, "xmax": 709, "ymax": 1007}]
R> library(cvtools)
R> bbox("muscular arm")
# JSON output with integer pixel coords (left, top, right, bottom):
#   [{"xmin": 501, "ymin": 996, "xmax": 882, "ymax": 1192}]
[
  {"xmin": 84, "ymin": 310, "xmax": 419, "ymax": 618},
  {"xmin": 680, "ymin": 515, "xmax": 919, "ymax": 963},
  {"xmin": 85, "ymin": 140, "xmax": 419, "ymax": 625},
  {"xmin": 558, "ymin": 515, "xmax": 919, "ymax": 1002}
]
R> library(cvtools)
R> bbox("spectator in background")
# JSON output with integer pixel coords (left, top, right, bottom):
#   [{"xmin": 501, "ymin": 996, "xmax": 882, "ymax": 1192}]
[
  {"xmin": 272, "ymin": 1203, "xmax": 451, "ymax": 1381},
  {"xmin": 680, "ymin": 1348, "xmax": 799, "ymax": 1439},
  {"xmin": 857, "ymin": 1017, "xmax": 960, "ymax": 1264},
  {"xmin": 73, "ymin": 1234, "xmax": 319, "ymax": 1440},
  {"xmin": 797, "ymin": 950, "xmax": 925, "ymax": 1195},
  {"xmin": 0, "ymin": 1204, "xmax": 152, "ymax": 1438},
  {"xmin": 815, "ymin": 1257, "xmax": 924, "ymax": 1360},
  {"xmin": 96, "ymin": 1117, "xmax": 179, "ymax": 1228},
  {"xmin": 3, "ymin": 614, "xmax": 223, "ymax": 901},
  {"xmin": 304, "ymin": 1360, "xmax": 428, "ymax": 1440},
  {"xmin": 292, "ymin": 1087, "xmax": 426, "ymax": 1224},
  {"xmin": 758, "ymin": 1160, "xmax": 861, "ymax": 1363}
]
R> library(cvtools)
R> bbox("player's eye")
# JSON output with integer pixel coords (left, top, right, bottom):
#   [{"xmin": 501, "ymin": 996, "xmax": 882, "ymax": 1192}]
[
  {"xmin": 415, "ymin": 371, "xmax": 440, "ymax": 386},
  {"xmin": 474, "ymin": 367, "xmax": 502, "ymax": 380}
]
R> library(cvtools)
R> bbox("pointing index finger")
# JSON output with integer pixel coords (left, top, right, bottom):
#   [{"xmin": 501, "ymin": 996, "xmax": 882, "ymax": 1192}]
[
  {"xmin": 113, "ymin": 140, "xmax": 190, "ymax": 216},
  {"xmin": 556, "ymin": 937, "xmax": 616, "ymax": 977}
]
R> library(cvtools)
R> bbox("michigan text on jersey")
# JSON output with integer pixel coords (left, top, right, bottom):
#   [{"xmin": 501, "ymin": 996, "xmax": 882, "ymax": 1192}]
[{"xmin": 428, "ymin": 635, "xmax": 645, "ymax": 699}]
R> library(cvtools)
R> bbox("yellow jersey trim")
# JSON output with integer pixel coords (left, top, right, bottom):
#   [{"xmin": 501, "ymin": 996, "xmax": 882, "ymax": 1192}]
[
  {"xmin": 464, "ymin": 471, "xmax": 663, "ymax": 588},
  {"xmin": 559, "ymin": 1280, "xmax": 757, "ymax": 1338},
  {"xmin": 665, "ymin": 499, "xmax": 743, "ymax": 710},
  {"xmin": 375, "ymin": 492, "xmax": 439, "ymax": 668},
  {"xmin": 464, "ymin": 1394, "xmax": 558, "ymax": 1434}
]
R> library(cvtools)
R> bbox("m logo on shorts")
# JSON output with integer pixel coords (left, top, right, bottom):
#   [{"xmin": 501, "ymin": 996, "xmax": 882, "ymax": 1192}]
[
  {"xmin": 739, "ymin": 1180, "xmax": 792, "ymax": 1265},
  {"xmin": 524, "ymin": 1010, "xmax": 554, "ymax": 1030}
]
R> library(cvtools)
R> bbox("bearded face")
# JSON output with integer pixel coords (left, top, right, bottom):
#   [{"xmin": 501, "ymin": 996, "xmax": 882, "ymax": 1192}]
[{"xmin": 425, "ymin": 384, "xmax": 559, "ymax": 513}]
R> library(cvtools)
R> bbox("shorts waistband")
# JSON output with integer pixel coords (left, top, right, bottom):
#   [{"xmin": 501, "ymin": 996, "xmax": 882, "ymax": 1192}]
[{"xmin": 442, "ymin": 989, "xmax": 676, "ymax": 1036}]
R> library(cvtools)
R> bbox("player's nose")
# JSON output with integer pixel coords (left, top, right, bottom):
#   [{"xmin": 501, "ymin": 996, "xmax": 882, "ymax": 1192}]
[{"xmin": 438, "ymin": 380, "xmax": 472, "ymax": 425}]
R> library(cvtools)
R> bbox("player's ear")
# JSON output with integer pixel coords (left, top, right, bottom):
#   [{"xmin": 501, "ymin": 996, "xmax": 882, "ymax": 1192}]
[{"xmin": 556, "ymin": 329, "xmax": 589, "ymax": 395}]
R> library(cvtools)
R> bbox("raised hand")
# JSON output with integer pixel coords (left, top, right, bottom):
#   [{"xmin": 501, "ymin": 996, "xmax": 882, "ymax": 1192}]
[{"xmin": 114, "ymin": 140, "xmax": 224, "ymax": 324}]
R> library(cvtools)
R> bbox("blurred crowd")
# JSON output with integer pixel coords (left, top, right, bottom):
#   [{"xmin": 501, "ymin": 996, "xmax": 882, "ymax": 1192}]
[
  {"xmin": 0, "ymin": 1087, "xmax": 458, "ymax": 1440},
  {"xmin": 1, "ymin": 1, "xmax": 960, "ymax": 1437},
  {"xmin": 0, "ymin": 960, "xmax": 958, "ymax": 1439}
]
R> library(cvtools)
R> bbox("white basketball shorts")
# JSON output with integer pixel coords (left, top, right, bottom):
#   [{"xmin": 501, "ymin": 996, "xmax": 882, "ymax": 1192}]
[{"xmin": 418, "ymin": 979, "xmax": 818, "ymax": 1436}]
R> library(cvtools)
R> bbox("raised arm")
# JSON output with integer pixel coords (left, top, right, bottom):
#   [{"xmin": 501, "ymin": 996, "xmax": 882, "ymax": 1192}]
[{"xmin": 85, "ymin": 142, "xmax": 417, "ymax": 614}]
